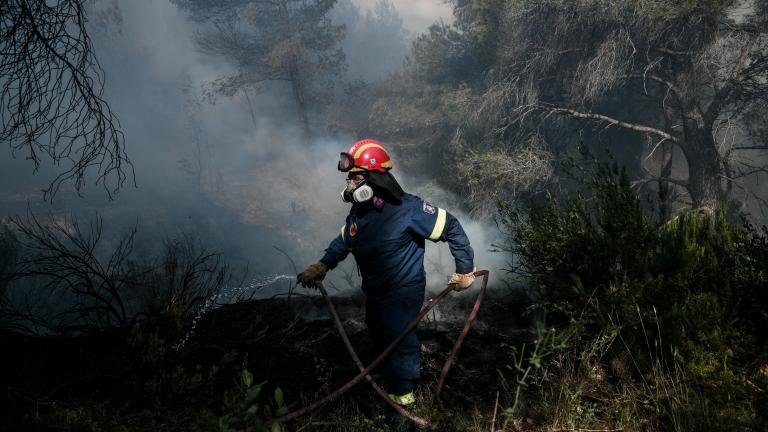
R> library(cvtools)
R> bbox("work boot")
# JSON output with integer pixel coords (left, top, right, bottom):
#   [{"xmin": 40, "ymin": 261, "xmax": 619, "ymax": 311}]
[{"xmin": 385, "ymin": 404, "xmax": 417, "ymax": 431}]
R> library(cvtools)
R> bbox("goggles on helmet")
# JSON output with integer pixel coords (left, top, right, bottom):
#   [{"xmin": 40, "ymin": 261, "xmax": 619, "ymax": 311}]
[{"xmin": 338, "ymin": 152, "xmax": 358, "ymax": 172}]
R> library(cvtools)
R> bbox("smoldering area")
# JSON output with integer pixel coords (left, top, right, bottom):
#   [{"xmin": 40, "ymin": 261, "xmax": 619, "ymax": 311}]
[{"xmin": 0, "ymin": 0, "xmax": 509, "ymax": 333}]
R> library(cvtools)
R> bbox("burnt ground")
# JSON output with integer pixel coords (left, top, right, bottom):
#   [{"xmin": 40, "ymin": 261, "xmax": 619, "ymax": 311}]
[
  {"xmin": 193, "ymin": 288, "xmax": 534, "ymax": 417},
  {"xmin": 0, "ymin": 288, "xmax": 533, "ymax": 431}
]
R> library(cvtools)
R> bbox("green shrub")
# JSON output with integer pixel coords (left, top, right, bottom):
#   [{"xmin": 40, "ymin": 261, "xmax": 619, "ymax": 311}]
[
  {"xmin": 500, "ymin": 145, "xmax": 768, "ymax": 429},
  {"xmin": 219, "ymin": 366, "xmax": 288, "ymax": 432}
]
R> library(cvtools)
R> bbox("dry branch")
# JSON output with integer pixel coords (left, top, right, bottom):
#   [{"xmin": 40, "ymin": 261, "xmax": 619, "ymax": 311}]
[
  {"xmin": 0, "ymin": 0, "xmax": 133, "ymax": 199},
  {"xmin": 542, "ymin": 106, "xmax": 679, "ymax": 143}
]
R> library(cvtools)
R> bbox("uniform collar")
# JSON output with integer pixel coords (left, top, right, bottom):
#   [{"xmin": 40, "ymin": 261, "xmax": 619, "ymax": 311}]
[{"xmin": 353, "ymin": 196, "xmax": 386, "ymax": 214}]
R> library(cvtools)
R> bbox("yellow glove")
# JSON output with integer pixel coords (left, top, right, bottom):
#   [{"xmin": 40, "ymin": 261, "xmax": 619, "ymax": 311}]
[
  {"xmin": 297, "ymin": 262, "xmax": 328, "ymax": 288},
  {"xmin": 448, "ymin": 267, "xmax": 476, "ymax": 291}
]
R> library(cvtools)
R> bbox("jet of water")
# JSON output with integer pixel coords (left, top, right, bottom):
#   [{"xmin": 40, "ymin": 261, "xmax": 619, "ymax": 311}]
[{"xmin": 174, "ymin": 273, "xmax": 295, "ymax": 351}]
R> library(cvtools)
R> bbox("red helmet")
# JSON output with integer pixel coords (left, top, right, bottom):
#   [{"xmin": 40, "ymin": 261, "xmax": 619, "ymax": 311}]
[{"xmin": 338, "ymin": 139, "xmax": 393, "ymax": 173}]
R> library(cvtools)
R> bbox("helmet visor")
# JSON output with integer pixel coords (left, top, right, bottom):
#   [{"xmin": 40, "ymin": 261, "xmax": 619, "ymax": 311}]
[{"xmin": 338, "ymin": 152, "xmax": 355, "ymax": 172}]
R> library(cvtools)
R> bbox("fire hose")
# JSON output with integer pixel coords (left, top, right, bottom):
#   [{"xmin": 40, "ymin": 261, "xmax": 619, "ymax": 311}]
[{"xmin": 272, "ymin": 270, "xmax": 490, "ymax": 430}]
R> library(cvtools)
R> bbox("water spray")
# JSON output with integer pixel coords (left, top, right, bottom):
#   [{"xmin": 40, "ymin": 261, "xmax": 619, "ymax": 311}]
[{"xmin": 174, "ymin": 273, "xmax": 294, "ymax": 351}]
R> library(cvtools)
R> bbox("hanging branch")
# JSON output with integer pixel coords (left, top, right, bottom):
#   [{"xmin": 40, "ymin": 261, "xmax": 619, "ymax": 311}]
[{"xmin": 0, "ymin": 0, "xmax": 133, "ymax": 200}]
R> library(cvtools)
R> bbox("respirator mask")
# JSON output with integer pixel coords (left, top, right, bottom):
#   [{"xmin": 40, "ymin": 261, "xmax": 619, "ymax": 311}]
[{"xmin": 341, "ymin": 175, "xmax": 374, "ymax": 203}]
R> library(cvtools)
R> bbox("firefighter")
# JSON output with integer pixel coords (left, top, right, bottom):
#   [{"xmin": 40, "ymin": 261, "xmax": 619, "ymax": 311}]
[{"xmin": 297, "ymin": 139, "xmax": 476, "ymax": 429}]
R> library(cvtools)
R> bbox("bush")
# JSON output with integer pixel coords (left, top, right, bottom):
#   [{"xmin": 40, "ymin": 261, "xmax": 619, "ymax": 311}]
[
  {"xmin": 500, "ymin": 146, "xmax": 768, "ymax": 430},
  {"xmin": 219, "ymin": 366, "xmax": 288, "ymax": 432}
]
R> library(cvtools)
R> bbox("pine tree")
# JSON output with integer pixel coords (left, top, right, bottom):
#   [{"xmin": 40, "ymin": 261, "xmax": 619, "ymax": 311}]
[{"xmin": 174, "ymin": 0, "xmax": 346, "ymax": 136}]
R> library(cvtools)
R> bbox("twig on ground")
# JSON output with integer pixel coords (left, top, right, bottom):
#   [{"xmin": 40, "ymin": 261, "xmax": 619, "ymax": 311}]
[
  {"xmin": 552, "ymin": 429, "xmax": 624, "ymax": 432},
  {"xmin": 491, "ymin": 390, "xmax": 499, "ymax": 432}
]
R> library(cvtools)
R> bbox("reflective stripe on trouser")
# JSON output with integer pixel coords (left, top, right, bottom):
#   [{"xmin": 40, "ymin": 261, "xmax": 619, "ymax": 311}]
[
  {"xmin": 365, "ymin": 291, "xmax": 422, "ymax": 396},
  {"xmin": 389, "ymin": 392, "xmax": 415, "ymax": 406}
]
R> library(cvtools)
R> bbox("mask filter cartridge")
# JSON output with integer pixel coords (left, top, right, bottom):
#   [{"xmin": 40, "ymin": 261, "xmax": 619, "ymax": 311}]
[{"xmin": 341, "ymin": 184, "xmax": 374, "ymax": 203}]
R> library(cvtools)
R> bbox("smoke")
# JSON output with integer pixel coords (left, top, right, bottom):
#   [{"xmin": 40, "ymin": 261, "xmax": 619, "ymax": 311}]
[
  {"xmin": 354, "ymin": 0, "xmax": 454, "ymax": 32},
  {"xmin": 399, "ymin": 174, "xmax": 509, "ymax": 293},
  {"xmin": 0, "ymin": 0, "xmax": 506, "ymax": 306}
]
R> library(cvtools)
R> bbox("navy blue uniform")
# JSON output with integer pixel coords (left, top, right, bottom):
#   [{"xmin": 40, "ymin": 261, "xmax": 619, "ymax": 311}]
[{"xmin": 319, "ymin": 193, "xmax": 474, "ymax": 398}]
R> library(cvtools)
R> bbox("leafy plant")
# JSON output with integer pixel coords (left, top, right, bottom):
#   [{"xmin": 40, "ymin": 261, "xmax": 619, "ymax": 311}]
[{"xmin": 219, "ymin": 366, "xmax": 288, "ymax": 432}]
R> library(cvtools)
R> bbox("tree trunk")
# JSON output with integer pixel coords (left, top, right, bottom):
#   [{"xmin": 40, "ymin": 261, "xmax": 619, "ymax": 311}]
[
  {"xmin": 288, "ymin": 62, "xmax": 310, "ymax": 137},
  {"xmin": 277, "ymin": 0, "xmax": 310, "ymax": 138},
  {"xmin": 680, "ymin": 125, "xmax": 723, "ymax": 209},
  {"xmin": 658, "ymin": 141, "xmax": 674, "ymax": 219}
]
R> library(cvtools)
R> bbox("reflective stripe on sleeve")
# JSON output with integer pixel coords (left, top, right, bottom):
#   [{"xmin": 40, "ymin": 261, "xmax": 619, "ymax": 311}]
[
  {"xmin": 341, "ymin": 224, "xmax": 346, "ymax": 241},
  {"xmin": 428, "ymin": 208, "xmax": 447, "ymax": 241},
  {"xmin": 389, "ymin": 392, "xmax": 416, "ymax": 406}
]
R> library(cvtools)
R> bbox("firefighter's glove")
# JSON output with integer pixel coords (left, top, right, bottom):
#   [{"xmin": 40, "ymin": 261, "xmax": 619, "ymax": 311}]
[
  {"xmin": 448, "ymin": 267, "xmax": 476, "ymax": 291},
  {"xmin": 297, "ymin": 262, "xmax": 328, "ymax": 289}
]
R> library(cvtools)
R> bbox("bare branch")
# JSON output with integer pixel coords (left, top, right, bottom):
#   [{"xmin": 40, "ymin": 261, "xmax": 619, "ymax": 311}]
[
  {"xmin": 540, "ymin": 105, "xmax": 680, "ymax": 143},
  {"xmin": 631, "ymin": 177, "xmax": 689, "ymax": 189},
  {"xmin": 719, "ymin": 174, "xmax": 768, "ymax": 214},
  {"xmin": 625, "ymin": 74, "xmax": 683, "ymax": 100},
  {"xmin": 7, "ymin": 211, "xmax": 131, "ymax": 330},
  {"xmin": 653, "ymin": 47, "xmax": 697, "ymax": 56},
  {"xmin": 704, "ymin": 32, "xmax": 760, "ymax": 124},
  {"xmin": 732, "ymin": 146, "xmax": 768, "ymax": 150},
  {"xmin": 1, "ymin": 0, "xmax": 134, "ymax": 199}
]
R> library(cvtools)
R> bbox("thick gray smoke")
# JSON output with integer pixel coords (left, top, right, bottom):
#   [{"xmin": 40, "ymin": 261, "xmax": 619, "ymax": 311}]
[{"xmin": 0, "ymin": 0, "xmax": 504, "ymax": 303}]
